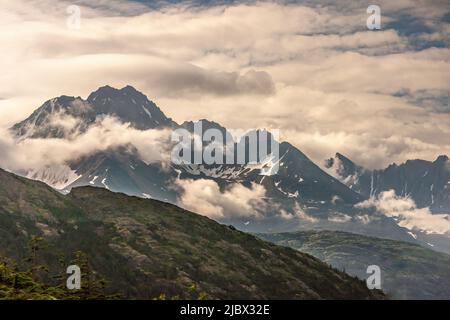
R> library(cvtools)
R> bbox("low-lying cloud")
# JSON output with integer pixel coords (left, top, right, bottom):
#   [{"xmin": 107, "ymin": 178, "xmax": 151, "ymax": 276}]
[
  {"xmin": 280, "ymin": 202, "xmax": 318, "ymax": 222},
  {"xmin": 0, "ymin": 115, "xmax": 173, "ymax": 173},
  {"xmin": 174, "ymin": 178, "xmax": 266, "ymax": 219},
  {"xmin": 356, "ymin": 190, "xmax": 450, "ymax": 235}
]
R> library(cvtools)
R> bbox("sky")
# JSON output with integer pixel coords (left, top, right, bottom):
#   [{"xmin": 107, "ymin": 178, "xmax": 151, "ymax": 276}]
[{"xmin": 0, "ymin": 0, "xmax": 449, "ymax": 169}]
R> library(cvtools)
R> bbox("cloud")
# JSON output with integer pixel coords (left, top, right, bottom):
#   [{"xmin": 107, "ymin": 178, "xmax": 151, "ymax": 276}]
[
  {"xmin": 140, "ymin": 65, "xmax": 276, "ymax": 97},
  {"xmin": 328, "ymin": 212, "xmax": 352, "ymax": 223},
  {"xmin": 158, "ymin": 86, "xmax": 450, "ymax": 169},
  {"xmin": 174, "ymin": 178, "xmax": 266, "ymax": 219},
  {"xmin": 356, "ymin": 190, "xmax": 450, "ymax": 234},
  {"xmin": 0, "ymin": 115, "xmax": 173, "ymax": 173},
  {"xmin": 355, "ymin": 214, "xmax": 373, "ymax": 225},
  {"xmin": 0, "ymin": 0, "xmax": 449, "ymax": 169},
  {"xmin": 279, "ymin": 202, "xmax": 318, "ymax": 222},
  {"xmin": 45, "ymin": 110, "xmax": 85, "ymax": 135}
]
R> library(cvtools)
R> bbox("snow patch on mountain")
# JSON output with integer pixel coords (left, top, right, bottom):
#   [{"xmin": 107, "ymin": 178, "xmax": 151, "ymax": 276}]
[
  {"xmin": 101, "ymin": 177, "xmax": 110, "ymax": 190},
  {"xmin": 142, "ymin": 106, "xmax": 152, "ymax": 119},
  {"xmin": 89, "ymin": 176, "xmax": 99, "ymax": 185},
  {"xmin": 275, "ymin": 184, "xmax": 299, "ymax": 198},
  {"xmin": 179, "ymin": 154, "xmax": 284, "ymax": 180},
  {"xmin": 407, "ymin": 231, "xmax": 417, "ymax": 239}
]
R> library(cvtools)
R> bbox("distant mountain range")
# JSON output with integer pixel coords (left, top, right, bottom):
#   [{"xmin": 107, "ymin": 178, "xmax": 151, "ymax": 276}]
[
  {"xmin": 7, "ymin": 85, "xmax": 450, "ymax": 255},
  {"xmin": 257, "ymin": 230, "xmax": 450, "ymax": 299},
  {"xmin": 0, "ymin": 168, "xmax": 382, "ymax": 299},
  {"xmin": 325, "ymin": 152, "xmax": 450, "ymax": 212}
]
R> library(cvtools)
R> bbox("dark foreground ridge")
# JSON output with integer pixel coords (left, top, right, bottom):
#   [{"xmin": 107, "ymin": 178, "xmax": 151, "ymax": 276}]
[
  {"xmin": 0, "ymin": 168, "xmax": 383, "ymax": 299},
  {"xmin": 257, "ymin": 230, "xmax": 450, "ymax": 299}
]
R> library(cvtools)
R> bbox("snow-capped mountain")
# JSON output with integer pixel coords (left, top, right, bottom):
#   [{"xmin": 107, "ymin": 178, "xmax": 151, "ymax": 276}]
[
  {"xmin": 11, "ymin": 85, "xmax": 175, "ymax": 139},
  {"xmin": 11, "ymin": 86, "xmax": 366, "ymax": 216},
  {"xmin": 9, "ymin": 85, "xmax": 450, "ymax": 253},
  {"xmin": 325, "ymin": 153, "xmax": 450, "ymax": 212},
  {"xmin": 87, "ymin": 85, "xmax": 175, "ymax": 130},
  {"xmin": 64, "ymin": 147, "xmax": 178, "ymax": 202}
]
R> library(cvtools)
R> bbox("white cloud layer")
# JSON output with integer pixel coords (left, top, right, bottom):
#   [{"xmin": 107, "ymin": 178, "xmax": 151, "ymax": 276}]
[
  {"xmin": 174, "ymin": 178, "xmax": 266, "ymax": 219},
  {"xmin": 0, "ymin": 0, "xmax": 449, "ymax": 169},
  {"xmin": 0, "ymin": 116, "xmax": 172, "ymax": 172},
  {"xmin": 356, "ymin": 190, "xmax": 450, "ymax": 234}
]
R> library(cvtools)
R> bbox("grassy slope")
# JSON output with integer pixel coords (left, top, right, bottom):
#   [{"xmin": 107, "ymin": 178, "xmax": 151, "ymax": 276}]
[
  {"xmin": 256, "ymin": 230, "xmax": 450, "ymax": 299},
  {"xmin": 0, "ymin": 169, "xmax": 383, "ymax": 299}
]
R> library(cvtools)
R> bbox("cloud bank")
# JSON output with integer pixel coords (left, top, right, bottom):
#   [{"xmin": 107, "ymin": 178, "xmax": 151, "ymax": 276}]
[
  {"xmin": 174, "ymin": 178, "xmax": 266, "ymax": 219},
  {"xmin": 356, "ymin": 190, "xmax": 450, "ymax": 235},
  {"xmin": 0, "ymin": 116, "xmax": 172, "ymax": 173},
  {"xmin": 0, "ymin": 0, "xmax": 449, "ymax": 169}
]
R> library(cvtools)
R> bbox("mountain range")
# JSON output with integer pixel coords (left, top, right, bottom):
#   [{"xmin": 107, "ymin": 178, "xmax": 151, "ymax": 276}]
[
  {"xmin": 325, "ymin": 152, "xmax": 450, "ymax": 212},
  {"xmin": 2, "ymin": 85, "xmax": 450, "ymax": 300},
  {"xmin": 7, "ymin": 85, "xmax": 450, "ymax": 255}
]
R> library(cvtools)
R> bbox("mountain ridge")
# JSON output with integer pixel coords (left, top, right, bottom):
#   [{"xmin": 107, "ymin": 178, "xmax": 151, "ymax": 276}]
[
  {"xmin": 11, "ymin": 85, "xmax": 176, "ymax": 139},
  {"xmin": 325, "ymin": 152, "xmax": 450, "ymax": 212},
  {"xmin": 0, "ymin": 167, "xmax": 383, "ymax": 299},
  {"xmin": 257, "ymin": 230, "xmax": 450, "ymax": 299},
  {"xmin": 6, "ymin": 85, "xmax": 449, "ymax": 255}
]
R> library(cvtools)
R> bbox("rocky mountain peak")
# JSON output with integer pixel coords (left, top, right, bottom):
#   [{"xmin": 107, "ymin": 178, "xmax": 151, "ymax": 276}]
[
  {"xmin": 435, "ymin": 155, "xmax": 449, "ymax": 163},
  {"xmin": 11, "ymin": 85, "xmax": 176, "ymax": 139}
]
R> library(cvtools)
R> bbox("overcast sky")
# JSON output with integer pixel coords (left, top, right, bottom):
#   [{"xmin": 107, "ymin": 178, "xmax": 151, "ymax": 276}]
[{"xmin": 0, "ymin": 0, "xmax": 449, "ymax": 169}]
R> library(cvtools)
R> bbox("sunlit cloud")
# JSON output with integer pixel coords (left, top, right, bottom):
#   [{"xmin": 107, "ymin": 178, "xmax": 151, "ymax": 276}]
[
  {"xmin": 0, "ymin": 0, "xmax": 448, "ymax": 169},
  {"xmin": 356, "ymin": 190, "xmax": 450, "ymax": 234}
]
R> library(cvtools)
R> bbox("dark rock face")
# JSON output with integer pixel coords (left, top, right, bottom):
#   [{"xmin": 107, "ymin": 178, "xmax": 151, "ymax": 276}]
[
  {"xmin": 326, "ymin": 153, "xmax": 450, "ymax": 212},
  {"xmin": 11, "ymin": 85, "xmax": 175, "ymax": 139}
]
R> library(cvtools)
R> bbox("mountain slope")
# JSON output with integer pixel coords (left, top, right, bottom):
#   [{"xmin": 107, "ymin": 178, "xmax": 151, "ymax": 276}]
[
  {"xmin": 8, "ymin": 86, "xmax": 367, "ymax": 223},
  {"xmin": 64, "ymin": 148, "xmax": 178, "ymax": 202},
  {"xmin": 10, "ymin": 85, "xmax": 175, "ymax": 139},
  {"xmin": 87, "ymin": 85, "xmax": 175, "ymax": 130},
  {"xmin": 325, "ymin": 153, "xmax": 450, "ymax": 212},
  {"xmin": 7, "ymin": 85, "xmax": 448, "ymax": 252},
  {"xmin": 0, "ymin": 168, "xmax": 383, "ymax": 299},
  {"xmin": 257, "ymin": 230, "xmax": 450, "ymax": 299}
]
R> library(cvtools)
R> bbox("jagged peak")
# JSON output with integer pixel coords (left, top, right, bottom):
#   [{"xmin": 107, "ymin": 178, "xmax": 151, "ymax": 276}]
[
  {"xmin": 120, "ymin": 85, "xmax": 142, "ymax": 95},
  {"xmin": 86, "ymin": 85, "xmax": 160, "ymax": 110},
  {"xmin": 40, "ymin": 95, "xmax": 80, "ymax": 109},
  {"xmin": 87, "ymin": 85, "xmax": 122, "ymax": 101},
  {"xmin": 335, "ymin": 152, "xmax": 346, "ymax": 160},
  {"xmin": 88, "ymin": 85, "xmax": 146, "ymax": 100},
  {"xmin": 11, "ymin": 85, "xmax": 175, "ymax": 137},
  {"xmin": 325, "ymin": 152, "xmax": 358, "ymax": 170},
  {"xmin": 435, "ymin": 155, "xmax": 449, "ymax": 163},
  {"xmin": 334, "ymin": 152, "xmax": 354, "ymax": 164},
  {"xmin": 181, "ymin": 119, "xmax": 228, "ymax": 133}
]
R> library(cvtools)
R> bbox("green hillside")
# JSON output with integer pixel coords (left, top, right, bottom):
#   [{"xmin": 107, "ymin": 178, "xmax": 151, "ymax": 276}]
[
  {"xmin": 0, "ymin": 169, "xmax": 383, "ymax": 300},
  {"xmin": 257, "ymin": 230, "xmax": 450, "ymax": 299}
]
